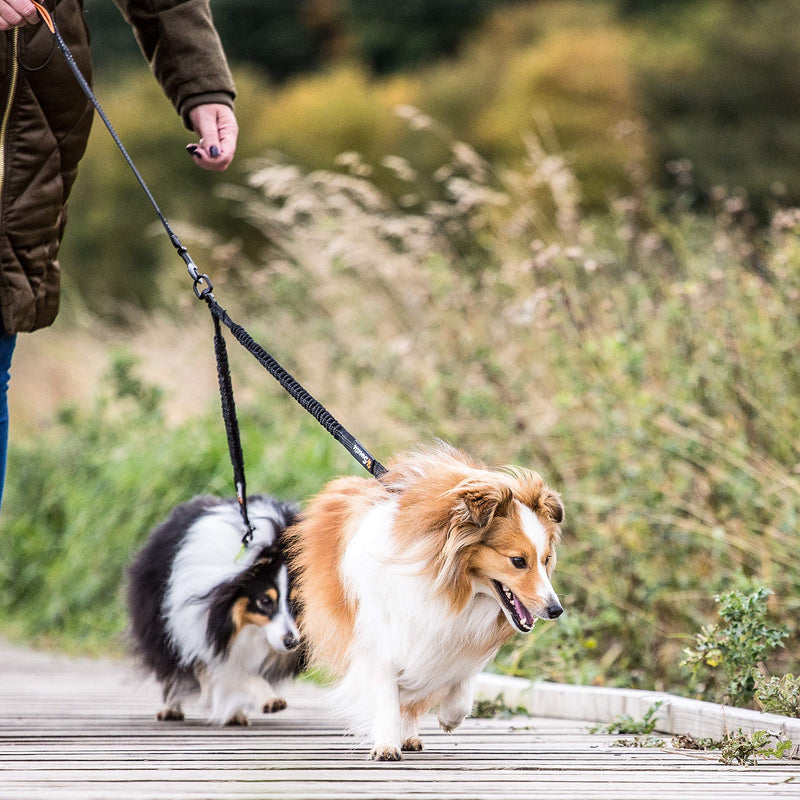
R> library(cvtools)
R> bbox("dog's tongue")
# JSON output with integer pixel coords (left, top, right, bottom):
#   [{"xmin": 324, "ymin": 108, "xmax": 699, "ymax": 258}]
[{"xmin": 512, "ymin": 594, "xmax": 534, "ymax": 628}]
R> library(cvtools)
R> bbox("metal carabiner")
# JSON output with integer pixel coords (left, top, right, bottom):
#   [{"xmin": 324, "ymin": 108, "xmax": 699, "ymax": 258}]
[{"xmin": 193, "ymin": 272, "xmax": 214, "ymax": 300}]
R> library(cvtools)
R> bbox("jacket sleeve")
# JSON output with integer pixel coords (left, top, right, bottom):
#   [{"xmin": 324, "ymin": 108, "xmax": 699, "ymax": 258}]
[{"xmin": 113, "ymin": 0, "xmax": 236, "ymax": 128}]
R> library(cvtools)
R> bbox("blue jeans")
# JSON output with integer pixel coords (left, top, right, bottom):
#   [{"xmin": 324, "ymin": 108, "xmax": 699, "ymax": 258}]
[{"xmin": 0, "ymin": 329, "xmax": 17, "ymax": 512}]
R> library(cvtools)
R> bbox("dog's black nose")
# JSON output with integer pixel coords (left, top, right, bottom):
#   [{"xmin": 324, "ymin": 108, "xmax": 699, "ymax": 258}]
[
  {"xmin": 547, "ymin": 603, "xmax": 564, "ymax": 619},
  {"xmin": 283, "ymin": 632, "xmax": 299, "ymax": 650}
]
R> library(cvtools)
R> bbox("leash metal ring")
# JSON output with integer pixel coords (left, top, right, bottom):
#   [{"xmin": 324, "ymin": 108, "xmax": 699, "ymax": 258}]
[{"xmin": 193, "ymin": 273, "xmax": 214, "ymax": 299}]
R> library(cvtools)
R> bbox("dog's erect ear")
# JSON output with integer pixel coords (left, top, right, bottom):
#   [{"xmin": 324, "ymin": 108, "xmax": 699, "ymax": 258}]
[
  {"xmin": 541, "ymin": 489, "xmax": 564, "ymax": 524},
  {"xmin": 455, "ymin": 478, "xmax": 514, "ymax": 528}
]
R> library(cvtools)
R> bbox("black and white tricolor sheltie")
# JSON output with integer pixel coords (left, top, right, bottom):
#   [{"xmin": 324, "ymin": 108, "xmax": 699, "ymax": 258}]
[{"xmin": 127, "ymin": 495, "xmax": 302, "ymax": 725}]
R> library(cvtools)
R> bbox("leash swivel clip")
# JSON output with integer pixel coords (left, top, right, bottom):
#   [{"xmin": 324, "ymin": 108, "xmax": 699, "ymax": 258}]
[
  {"xmin": 192, "ymin": 272, "xmax": 214, "ymax": 300},
  {"xmin": 179, "ymin": 247, "xmax": 214, "ymax": 300}
]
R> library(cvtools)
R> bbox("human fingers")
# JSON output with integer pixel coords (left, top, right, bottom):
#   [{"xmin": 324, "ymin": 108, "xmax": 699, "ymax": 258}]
[
  {"xmin": 0, "ymin": 0, "xmax": 39, "ymax": 29},
  {"xmin": 186, "ymin": 103, "xmax": 239, "ymax": 172}
]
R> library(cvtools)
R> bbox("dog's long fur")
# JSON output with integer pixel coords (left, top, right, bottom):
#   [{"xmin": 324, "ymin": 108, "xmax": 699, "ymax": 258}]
[
  {"xmin": 127, "ymin": 495, "xmax": 302, "ymax": 725},
  {"xmin": 285, "ymin": 443, "xmax": 564, "ymax": 760}
]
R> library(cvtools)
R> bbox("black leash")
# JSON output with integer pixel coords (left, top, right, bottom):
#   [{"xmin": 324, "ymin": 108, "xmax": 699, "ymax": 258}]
[
  {"xmin": 32, "ymin": 0, "xmax": 387, "ymax": 546},
  {"xmin": 210, "ymin": 312, "xmax": 255, "ymax": 547},
  {"xmin": 202, "ymin": 293, "xmax": 386, "ymax": 481}
]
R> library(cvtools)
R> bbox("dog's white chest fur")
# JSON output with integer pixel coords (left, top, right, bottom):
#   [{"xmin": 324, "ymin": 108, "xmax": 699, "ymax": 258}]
[{"xmin": 341, "ymin": 500, "xmax": 501, "ymax": 702}]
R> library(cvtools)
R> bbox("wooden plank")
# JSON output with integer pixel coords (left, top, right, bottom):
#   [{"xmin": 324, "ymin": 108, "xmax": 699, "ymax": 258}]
[{"xmin": 0, "ymin": 641, "xmax": 798, "ymax": 800}]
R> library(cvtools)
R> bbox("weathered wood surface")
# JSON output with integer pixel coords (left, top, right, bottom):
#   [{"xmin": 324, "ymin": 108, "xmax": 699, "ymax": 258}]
[{"xmin": 0, "ymin": 641, "xmax": 798, "ymax": 799}]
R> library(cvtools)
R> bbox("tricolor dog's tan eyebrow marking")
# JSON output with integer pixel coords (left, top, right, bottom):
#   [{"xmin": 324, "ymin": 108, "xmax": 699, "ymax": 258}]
[{"xmin": 231, "ymin": 597, "xmax": 250, "ymax": 634}]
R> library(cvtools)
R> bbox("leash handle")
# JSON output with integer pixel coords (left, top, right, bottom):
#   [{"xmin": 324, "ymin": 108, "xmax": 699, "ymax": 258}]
[{"xmin": 31, "ymin": 1, "xmax": 53, "ymax": 30}]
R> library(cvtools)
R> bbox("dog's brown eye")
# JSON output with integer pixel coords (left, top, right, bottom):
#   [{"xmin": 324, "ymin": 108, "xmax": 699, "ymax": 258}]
[
  {"xmin": 510, "ymin": 556, "xmax": 527, "ymax": 569},
  {"xmin": 256, "ymin": 595, "xmax": 276, "ymax": 614},
  {"xmin": 544, "ymin": 555, "xmax": 551, "ymax": 566}
]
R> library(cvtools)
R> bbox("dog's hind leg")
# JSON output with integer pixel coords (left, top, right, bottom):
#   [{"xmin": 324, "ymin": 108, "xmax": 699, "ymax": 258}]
[{"xmin": 157, "ymin": 675, "xmax": 192, "ymax": 721}]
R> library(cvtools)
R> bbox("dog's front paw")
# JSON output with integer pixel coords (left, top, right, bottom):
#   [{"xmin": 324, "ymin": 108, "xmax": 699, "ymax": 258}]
[
  {"xmin": 370, "ymin": 745, "xmax": 403, "ymax": 762},
  {"xmin": 262, "ymin": 698, "xmax": 287, "ymax": 714},
  {"xmin": 224, "ymin": 711, "xmax": 250, "ymax": 726},
  {"xmin": 438, "ymin": 715, "xmax": 465, "ymax": 734},
  {"xmin": 156, "ymin": 708, "xmax": 184, "ymax": 722},
  {"xmin": 401, "ymin": 736, "xmax": 424, "ymax": 752}
]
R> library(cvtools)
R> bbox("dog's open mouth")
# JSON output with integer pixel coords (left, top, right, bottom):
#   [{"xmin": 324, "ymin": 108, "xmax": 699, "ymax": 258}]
[{"xmin": 492, "ymin": 580, "xmax": 535, "ymax": 633}]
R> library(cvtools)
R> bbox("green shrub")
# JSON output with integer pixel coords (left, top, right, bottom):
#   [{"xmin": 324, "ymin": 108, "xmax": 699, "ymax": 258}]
[
  {"xmin": 756, "ymin": 674, "xmax": 800, "ymax": 718},
  {"xmin": 681, "ymin": 588, "xmax": 789, "ymax": 705},
  {"xmin": 633, "ymin": 0, "xmax": 800, "ymax": 212}
]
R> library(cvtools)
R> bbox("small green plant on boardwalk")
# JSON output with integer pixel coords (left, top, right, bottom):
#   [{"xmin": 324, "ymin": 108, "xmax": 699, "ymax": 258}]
[
  {"xmin": 681, "ymin": 588, "xmax": 788, "ymax": 706},
  {"xmin": 591, "ymin": 700, "xmax": 664, "ymax": 736},
  {"xmin": 592, "ymin": 701, "xmax": 667, "ymax": 749},
  {"xmin": 672, "ymin": 731, "xmax": 793, "ymax": 766},
  {"xmin": 471, "ymin": 694, "xmax": 529, "ymax": 719},
  {"xmin": 718, "ymin": 730, "xmax": 793, "ymax": 767},
  {"xmin": 593, "ymin": 703, "xmax": 794, "ymax": 765}
]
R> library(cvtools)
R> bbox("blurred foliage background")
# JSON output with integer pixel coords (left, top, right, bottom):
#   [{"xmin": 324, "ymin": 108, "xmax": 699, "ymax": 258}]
[
  {"xmin": 2, "ymin": 0, "xmax": 799, "ymax": 702},
  {"xmin": 68, "ymin": 0, "xmax": 800, "ymax": 313}
]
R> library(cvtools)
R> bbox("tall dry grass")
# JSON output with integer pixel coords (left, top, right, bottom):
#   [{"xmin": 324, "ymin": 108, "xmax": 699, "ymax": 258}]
[{"xmin": 3, "ymin": 109, "xmax": 798, "ymax": 692}]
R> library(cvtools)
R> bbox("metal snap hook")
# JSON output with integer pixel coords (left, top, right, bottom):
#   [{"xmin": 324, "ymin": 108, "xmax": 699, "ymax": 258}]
[{"xmin": 193, "ymin": 273, "xmax": 214, "ymax": 300}]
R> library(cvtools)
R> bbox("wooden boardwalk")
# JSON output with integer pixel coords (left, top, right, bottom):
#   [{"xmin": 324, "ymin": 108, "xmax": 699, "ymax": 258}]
[{"xmin": 0, "ymin": 641, "xmax": 798, "ymax": 799}]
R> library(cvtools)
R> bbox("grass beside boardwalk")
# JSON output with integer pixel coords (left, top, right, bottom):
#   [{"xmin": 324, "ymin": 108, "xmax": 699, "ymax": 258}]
[
  {"xmin": 1, "ymin": 133, "xmax": 799, "ymax": 698},
  {"xmin": 0, "ymin": 360, "xmax": 353, "ymax": 654}
]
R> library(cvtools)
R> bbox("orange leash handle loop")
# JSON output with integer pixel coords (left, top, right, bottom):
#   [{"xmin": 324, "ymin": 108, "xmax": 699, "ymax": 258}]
[{"xmin": 30, "ymin": 1, "xmax": 55, "ymax": 33}]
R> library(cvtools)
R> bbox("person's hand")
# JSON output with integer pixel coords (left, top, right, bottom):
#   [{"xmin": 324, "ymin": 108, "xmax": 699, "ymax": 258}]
[
  {"xmin": 186, "ymin": 103, "xmax": 238, "ymax": 172},
  {"xmin": 0, "ymin": 0, "xmax": 39, "ymax": 29}
]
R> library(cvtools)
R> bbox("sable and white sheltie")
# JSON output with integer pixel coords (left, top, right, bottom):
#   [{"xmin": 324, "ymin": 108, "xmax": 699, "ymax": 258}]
[
  {"xmin": 127, "ymin": 495, "xmax": 302, "ymax": 726},
  {"xmin": 285, "ymin": 443, "xmax": 565, "ymax": 760}
]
